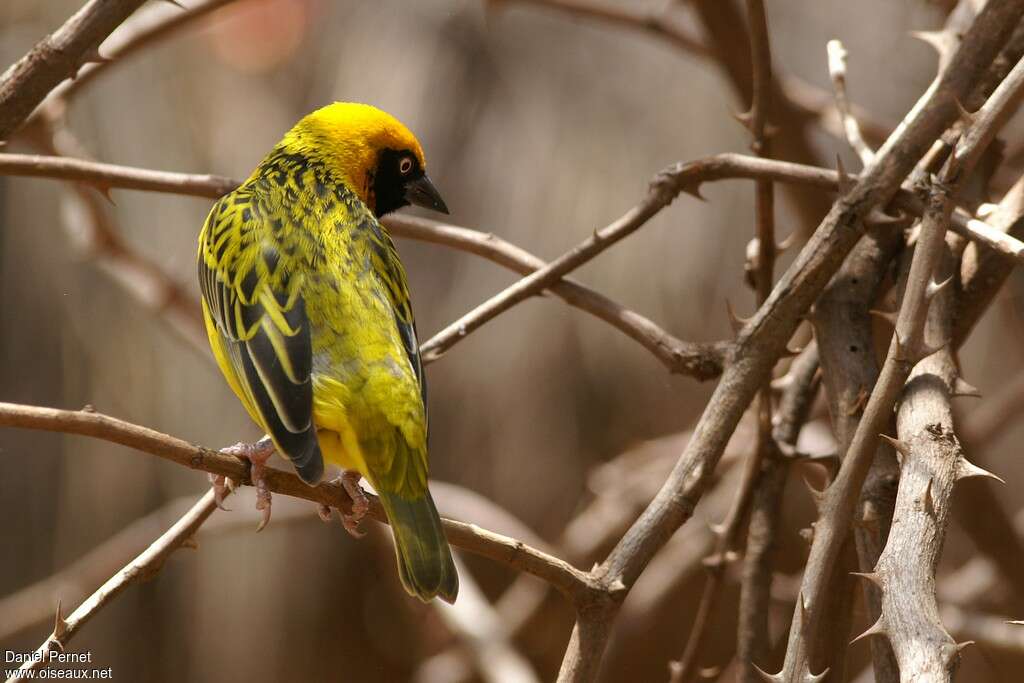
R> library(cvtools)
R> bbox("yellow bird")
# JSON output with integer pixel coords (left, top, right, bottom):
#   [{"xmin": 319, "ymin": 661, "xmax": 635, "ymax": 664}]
[{"xmin": 197, "ymin": 102, "xmax": 457, "ymax": 603}]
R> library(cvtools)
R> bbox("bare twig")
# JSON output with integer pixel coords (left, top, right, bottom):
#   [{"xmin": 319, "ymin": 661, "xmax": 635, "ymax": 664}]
[
  {"xmin": 5, "ymin": 150, "xmax": 1024, "ymax": 267},
  {"xmin": 0, "ymin": 490, "xmax": 316, "ymax": 643},
  {"xmin": 0, "ymin": 0, "xmax": 148, "ymax": 140},
  {"xmin": 827, "ymin": 40, "xmax": 875, "ymax": 167},
  {"xmin": 417, "ymin": 163, "xmax": 715, "ymax": 363},
  {"xmin": 816, "ymin": 36, "xmax": 902, "ymax": 683},
  {"xmin": 384, "ymin": 216, "xmax": 727, "ymax": 379},
  {"xmin": 0, "ymin": 151, "xmax": 236, "ymax": 197},
  {"xmin": 738, "ymin": 344, "xmax": 821, "ymax": 682},
  {"xmin": 0, "ymin": 401, "xmax": 602, "ymax": 603},
  {"xmin": 6, "ymin": 488, "xmax": 220, "ymax": 680},
  {"xmin": 490, "ymin": 0, "xmax": 710, "ymax": 58}
]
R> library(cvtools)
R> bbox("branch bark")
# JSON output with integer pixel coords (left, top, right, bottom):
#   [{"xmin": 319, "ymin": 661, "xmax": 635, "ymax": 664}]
[
  {"xmin": 0, "ymin": 401, "xmax": 603, "ymax": 604},
  {"xmin": 0, "ymin": 0, "xmax": 148, "ymax": 140},
  {"xmin": 559, "ymin": 3, "xmax": 1024, "ymax": 679}
]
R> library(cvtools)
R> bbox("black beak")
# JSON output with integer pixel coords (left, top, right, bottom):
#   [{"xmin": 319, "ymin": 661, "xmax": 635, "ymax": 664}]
[{"xmin": 405, "ymin": 174, "xmax": 449, "ymax": 214}]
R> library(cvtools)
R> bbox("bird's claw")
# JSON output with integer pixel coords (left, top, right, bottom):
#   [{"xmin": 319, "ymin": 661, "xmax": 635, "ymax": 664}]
[
  {"xmin": 340, "ymin": 470, "xmax": 369, "ymax": 538},
  {"xmin": 219, "ymin": 437, "xmax": 276, "ymax": 531},
  {"xmin": 208, "ymin": 473, "xmax": 232, "ymax": 510},
  {"xmin": 319, "ymin": 471, "xmax": 369, "ymax": 538}
]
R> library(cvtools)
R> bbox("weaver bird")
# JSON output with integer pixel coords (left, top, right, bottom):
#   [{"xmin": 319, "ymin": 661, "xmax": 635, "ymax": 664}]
[{"xmin": 197, "ymin": 102, "xmax": 457, "ymax": 603}]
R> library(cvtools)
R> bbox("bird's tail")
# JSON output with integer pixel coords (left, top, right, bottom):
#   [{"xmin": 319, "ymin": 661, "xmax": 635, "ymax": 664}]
[{"xmin": 377, "ymin": 488, "xmax": 459, "ymax": 604}]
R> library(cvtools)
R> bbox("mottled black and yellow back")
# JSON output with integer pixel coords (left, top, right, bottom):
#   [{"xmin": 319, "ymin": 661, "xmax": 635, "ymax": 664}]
[{"xmin": 198, "ymin": 102, "xmax": 458, "ymax": 603}]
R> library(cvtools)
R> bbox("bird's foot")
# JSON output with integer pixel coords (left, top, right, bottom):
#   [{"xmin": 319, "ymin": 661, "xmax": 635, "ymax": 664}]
[
  {"xmin": 208, "ymin": 473, "xmax": 232, "ymax": 510},
  {"xmin": 220, "ymin": 437, "xmax": 276, "ymax": 531},
  {"xmin": 317, "ymin": 471, "xmax": 369, "ymax": 538}
]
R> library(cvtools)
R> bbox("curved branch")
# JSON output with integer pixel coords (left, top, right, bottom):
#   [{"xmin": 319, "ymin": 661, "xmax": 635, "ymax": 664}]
[{"xmin": 0, "ymin": 401, "xmax": 601, "ymax": 604}]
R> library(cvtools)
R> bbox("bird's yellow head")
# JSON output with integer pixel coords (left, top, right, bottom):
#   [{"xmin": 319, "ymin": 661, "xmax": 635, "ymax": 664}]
[{"xmin": 281, "ymin": 102, "xmax": 448, "ymax": 217}]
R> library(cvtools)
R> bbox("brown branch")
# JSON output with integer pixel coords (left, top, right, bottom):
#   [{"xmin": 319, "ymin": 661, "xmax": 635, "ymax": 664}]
[
  {"xmin": 558, "ymin": 4, "xmax": 1024, "ymax": 680},
  {"xmin": 0, "ymin": 0, "xmax": 148, "ymax": 141},
  {"xmin": 815, "ymin": 37, "xmax": 903, "ymax": 683},
  {"xmin": 0, "ymin": 151, "xmax": 235, "ymax": 197},
  {"xmin": 0, "ymin": 401, "xmax": 602, "ymax": 604},
  {"xmin": 5, "ymin": 150, "xmax": 1024, "ymax": 268},
  {"xmin": 417, "ymin": 163, "xmax": 718, "ymax": 363},
  {"xmin": 776, "ymin": 31, "xmax": 1024, "ymax": 681},
  {"xmin": 671, "ymin": 3, "xmax": 777, "ymax": 680},
  {"xmin": 865, "ymin": 242, "xmax": 967, "ymax": 682},
  {"xmin": 738, "ymin": 344, "xmax": 821, "ymax": 682},
  {"xmin": 492, "ymin": 0, "xmax": 711, "ymax": 58},
  {"xmin": 384, "ymin": 216, "xmax": 727, "ymax": 379},
  {"xmin": 6, "ymin": 488, "xmax": 220, "ymax": 680},
  {"xmin": 0, "ymin": 152, "xmax": 726, "ymax": 379}
]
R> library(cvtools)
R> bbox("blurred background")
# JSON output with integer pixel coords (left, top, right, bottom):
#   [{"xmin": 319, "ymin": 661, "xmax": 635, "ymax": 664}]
[{"xmin": 2, "ymin": 1, "xmax": 1023, "ymax": 681}]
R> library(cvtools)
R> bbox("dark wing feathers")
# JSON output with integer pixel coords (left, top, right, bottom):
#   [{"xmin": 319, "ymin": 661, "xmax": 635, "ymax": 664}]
[{"xmin": 198, "ymin": 193, "xmax": 324, "ymax": 485}]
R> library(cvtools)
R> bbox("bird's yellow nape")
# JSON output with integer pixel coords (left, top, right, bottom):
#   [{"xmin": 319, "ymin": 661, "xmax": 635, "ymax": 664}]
[{"xmin": 280, "ymin": 102, "xmax": 426, "ymax": 205}]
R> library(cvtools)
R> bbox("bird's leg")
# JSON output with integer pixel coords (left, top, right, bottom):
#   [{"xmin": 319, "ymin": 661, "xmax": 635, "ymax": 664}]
[
  {"xmin": 220, "ymin": 436, "xmax": 276, "ymax": 531},
  {"xmin": 317, "ymin": 470, "xmax": 369, "ymax": 538}
]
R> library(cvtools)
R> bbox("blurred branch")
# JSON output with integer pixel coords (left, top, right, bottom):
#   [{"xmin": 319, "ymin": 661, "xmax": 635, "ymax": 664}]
[
  {"xmin": 433, "ymin": 556, "xmax": 540, "ymax": 683},
  {"xmin": 0, "ymin": 401, "xmax": 604, "ymax": 605},
  {"xmin": 5, "ymin": 488, "xmax": 221, "ymax": 681},
  {"xmin": 940, "ymin": 605, "xmax": 1024, "ymax": 654},
  {"xmin": 0, "ymin": 490, "xmax": 315, "ymax": 643},
  {"xmin": 0, "ymin": 0, "xmax": 147, "ymax": 141},
  {"xmin": 827, "ymin": 40, "xmax": 875, "ymax": 168},
  {"xmin": 490, "ymin": 0, "xmax": 711, "ymax": 58},
  {"xmin": 19, "ymin": 114, "xmax": 208, "ymax": 353},
  {"xmin": 53, "ymin": 0, "xmax": 245, "ymax": 105}
]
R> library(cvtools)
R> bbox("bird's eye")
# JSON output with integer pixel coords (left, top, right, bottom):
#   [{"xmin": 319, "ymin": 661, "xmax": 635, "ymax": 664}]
[{"xmin": 399, "ymin": 156, "xmax": 414, "ymax": 175}]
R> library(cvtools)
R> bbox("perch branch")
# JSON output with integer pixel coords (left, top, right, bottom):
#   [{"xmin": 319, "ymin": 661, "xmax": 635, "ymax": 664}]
[{"xmin": 0, "ymin": 401, "xmax": 601, "ymax": 604}]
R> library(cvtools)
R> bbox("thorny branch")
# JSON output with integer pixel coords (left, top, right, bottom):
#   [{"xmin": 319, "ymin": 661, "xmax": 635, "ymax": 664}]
[
  {"xmin": 775, "ymin": 23, "xmax": 1024, "ymax": 682},
  {"xmin": 559, "ymin": 3, "xmax": 1024, "ymax": 680},
  {"xmin": 5, "ymin": 0, "xmax": 1024, "ymax": 680},
  {"xmin": 670, "ymin": 2, "xmax": 779, "ymax": 680}
]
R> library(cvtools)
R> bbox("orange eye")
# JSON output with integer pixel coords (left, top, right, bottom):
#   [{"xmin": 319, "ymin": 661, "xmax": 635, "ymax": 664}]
[{"xmin": 399, "ymin": 156, "xmax": 414, "ymax": 175}]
